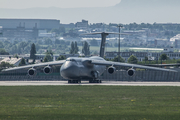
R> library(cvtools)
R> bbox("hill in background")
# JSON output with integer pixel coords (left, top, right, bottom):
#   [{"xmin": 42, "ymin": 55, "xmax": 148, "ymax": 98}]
[{"xmin": 0, "ymin": 0, "xmax": 180, "ymax": 24}]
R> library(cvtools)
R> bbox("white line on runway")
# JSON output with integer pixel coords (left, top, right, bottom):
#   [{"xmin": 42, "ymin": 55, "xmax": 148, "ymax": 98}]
[{"xmin": 0, "ymin": 81, "xmax": 180, "ymax": 86}]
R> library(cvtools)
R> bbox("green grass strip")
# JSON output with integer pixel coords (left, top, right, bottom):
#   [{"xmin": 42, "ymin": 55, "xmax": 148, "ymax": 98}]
[{"xmin": 0, "ymin": 86, "xmax": 180, "ymax": 120}]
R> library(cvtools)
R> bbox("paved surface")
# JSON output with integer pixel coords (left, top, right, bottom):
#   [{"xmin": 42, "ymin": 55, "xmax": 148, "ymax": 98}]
[{"xmin": 0, "ymin": 81, "xmax": 180, "ymax": 86}]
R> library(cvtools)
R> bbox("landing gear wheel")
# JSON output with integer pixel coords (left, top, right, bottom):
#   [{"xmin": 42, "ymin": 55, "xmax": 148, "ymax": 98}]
[
  {"xmin": 68, "ymin": 80, "xmax": 71, "ymax": 83},
  {"xmin": 89, "ymin": 80, "xmax": 102, "ymax": 83},
  {"xmin": 68, "ymin": 80, "xmax": 81, "ymax": 84}
]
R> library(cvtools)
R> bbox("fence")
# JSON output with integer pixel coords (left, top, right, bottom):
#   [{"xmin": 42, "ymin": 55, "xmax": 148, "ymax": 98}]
[{"xmin": 101, "ymin": 70, "xmax": 180, "ymax": 82}]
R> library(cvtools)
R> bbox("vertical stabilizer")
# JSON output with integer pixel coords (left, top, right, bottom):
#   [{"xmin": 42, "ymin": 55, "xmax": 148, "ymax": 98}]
[
  {"xmin": 99, "ymin": 32, "xmax": 109, "ymax": 57},
  {"xmin": 81, "ymin": 32, "xmax": 125, "ymax": 58}
]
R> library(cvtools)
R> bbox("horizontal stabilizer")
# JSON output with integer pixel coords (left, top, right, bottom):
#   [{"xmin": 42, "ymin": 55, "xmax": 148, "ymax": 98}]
[{"xmin": 81, "ymin": 32, "xmax": 129, "ymax": 36}]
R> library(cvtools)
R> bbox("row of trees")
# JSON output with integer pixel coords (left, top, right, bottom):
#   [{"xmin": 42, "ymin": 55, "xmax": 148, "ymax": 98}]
[
  {"xmin": 0, "ymin": 38, "xmax": 70, "ymax": 55},
  {"xmin": 1, "ymin": 41, "xmax": 173, "ymax": 69},
  {"xmin": 0, "ymin": 62, "xmax": 14, "ymax": 71},
  {"xmin": 82, "ymin": 41, "xmax": 90, "ymax": 56},
  {"xmin": 108, "ymin": 55, "xmax": 138, "ymax": 64},
  {"xmin": 69, "ymin": 41, "xmax": 90, "ymax": 56},
  {"xmin": 70, "ymin": 41, "xmax": 79, "ymax": 54},
  {"xmin": 107, "ymin": 53, "xmax": 171, "ymax": 64},
  {"xmin": 0, "ymin": 48, "xmax": 9, "ymax": 55}
]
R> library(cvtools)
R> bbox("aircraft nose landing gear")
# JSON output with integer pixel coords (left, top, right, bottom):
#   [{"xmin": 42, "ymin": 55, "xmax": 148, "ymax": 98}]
[
  {"xmin": 89, "ymin": 80, "xmax": 102, "ymax": 83},
  {"xmin": 68, "ymin": 80, "xmax": 81, "ymax": 83}
]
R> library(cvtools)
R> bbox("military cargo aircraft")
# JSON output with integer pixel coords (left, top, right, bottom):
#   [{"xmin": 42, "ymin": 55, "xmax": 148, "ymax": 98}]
[
  {"xmin": 2, "ymin": 55, "xmax": 177, "ymax": 83},
  {"xmin": 2, "ymin": 32, "xmax": 177, "ymax": 83}
]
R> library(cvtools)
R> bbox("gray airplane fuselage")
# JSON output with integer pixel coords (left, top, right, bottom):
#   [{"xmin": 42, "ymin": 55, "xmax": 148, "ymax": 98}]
[{"xmin": 60, "ymin": 56, "xmax": 106, "ymax": 80}]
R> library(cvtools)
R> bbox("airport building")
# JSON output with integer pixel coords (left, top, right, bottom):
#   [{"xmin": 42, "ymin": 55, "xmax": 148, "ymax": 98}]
[
  {"xmin": 75, "ymin": 20, "xmax": 88, "ymax": 29},
  {"xmin": 105, "ymin": 47, "xmax": 180, "ymax": 61},
  {"xmin": 0, "ymin": 57, "xmax": 22, "ymax": 67},
  {"xmin": 0, "ymin": 19, "xmax": 60, "ymax": 30},
  {"xmin": 106, "ymin": 52, "xmax": 148, "ymax": 61},
  {"xmin": 0, "ymin": 19, "xmax": 60, "ymax": 39},
  {"xmin": 175, "ymin": 40, "xmax": 180, "ymax": 48},
  {"xmin": 154, "ymin": 39, "xmax": 169, "ymax": 46},
  {"xmin": 0, "ymin": 26, "xmax": 2, "ymax": 37}
]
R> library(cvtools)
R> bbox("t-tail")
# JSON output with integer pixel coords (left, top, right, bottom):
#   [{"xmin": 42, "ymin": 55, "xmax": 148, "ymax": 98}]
[{"xmin": 81, "ymin": 32, "xmax": 128, "ymax": 57}]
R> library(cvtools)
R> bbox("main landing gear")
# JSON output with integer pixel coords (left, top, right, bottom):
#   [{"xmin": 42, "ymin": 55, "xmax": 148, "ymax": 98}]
[
  {"xmin": 89, "ymin": 80, "xmax": 102, "ymax": 83},
  {"xmin": 68, "ymin": 80, "xmax": 81, "ymax": 83},
  {"xmin": 67, "ymin": 79, "xmax": 102, "ymax": 84}
]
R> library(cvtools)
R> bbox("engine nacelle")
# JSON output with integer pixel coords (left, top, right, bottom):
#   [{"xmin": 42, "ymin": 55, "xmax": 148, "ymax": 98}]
[
  {"xmin": 127, "ymin": 68, "xmax": 135, "ymax": 77},
  {"xmin": 28, "ymin": 68, "xmax": 37, "ymax": 76},
  {"xmin": 108, "ymin": 66, "xmax": 116, "ymax": 74},
  {"xmin": 43, "ymin": 66, "xmax": 52, "ymax": 74}
]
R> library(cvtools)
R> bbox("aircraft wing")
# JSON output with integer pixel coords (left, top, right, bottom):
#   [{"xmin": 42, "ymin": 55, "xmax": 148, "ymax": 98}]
[
  {"xmin": 145, "ymin": 63, "xmax": 180, "ymax": 67},
  {"xmin": 2, "ymin": 60, "xmax": 66, "ymax": 72},
  {"xmin": 91, "ymin": 60, "xmax": 177, "ymax": 72}
]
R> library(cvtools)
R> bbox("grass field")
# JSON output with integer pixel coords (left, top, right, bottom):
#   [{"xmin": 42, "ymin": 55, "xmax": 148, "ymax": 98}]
[{"xmin": 0, "ymin": 86, "xmax": 180, "ymax": 120}]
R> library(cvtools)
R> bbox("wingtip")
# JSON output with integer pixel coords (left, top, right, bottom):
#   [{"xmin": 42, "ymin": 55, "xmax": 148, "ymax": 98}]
[{"xmin": 170, "ymin": 70, "xmax": 178, "ymax": 72}]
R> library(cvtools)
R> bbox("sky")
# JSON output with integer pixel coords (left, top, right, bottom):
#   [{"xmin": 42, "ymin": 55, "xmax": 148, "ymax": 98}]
[{"xmin": 0, "ymin": 0, "xmax": 121, "ymax": 9}]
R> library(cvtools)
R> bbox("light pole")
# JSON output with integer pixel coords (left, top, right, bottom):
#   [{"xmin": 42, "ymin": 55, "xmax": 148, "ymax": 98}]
[{"xmin": 117, "ymin": 24, "xmax": 123, "ymax": 62}]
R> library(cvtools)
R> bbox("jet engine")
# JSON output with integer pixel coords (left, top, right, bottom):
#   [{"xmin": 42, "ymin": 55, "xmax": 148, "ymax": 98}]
[
  {"xmin": 43, "ymin": 66, "xmax": 52, "ymax": 74},
  {"xmin": 108, "ymin": 66, "xmax": 116, "ymax": 74},
  {"xmin": 28, "ymin": 68, "xmax": 37, "ymax": 76},
  {"xmin": 127, "ymin": 68, "xmax": 135, "ymax": 77}
]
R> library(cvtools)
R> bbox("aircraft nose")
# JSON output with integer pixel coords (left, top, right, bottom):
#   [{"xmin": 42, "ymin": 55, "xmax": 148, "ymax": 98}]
[{"xmin": 60, "ymin": 63, "xmax": 78, "ymax": 79}]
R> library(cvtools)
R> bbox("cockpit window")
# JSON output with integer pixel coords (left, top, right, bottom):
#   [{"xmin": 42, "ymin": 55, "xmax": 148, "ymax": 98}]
[
  {"xmin": 66, "ymin": 58, "xmax": 76, "ymax": 62},
  {"xmin": 71, "ymin": 59, "xmax": 75, "ymax": 61},
  {"xmin": 66, "ymin": 58, "xmax": 70, "ymax": 61}
]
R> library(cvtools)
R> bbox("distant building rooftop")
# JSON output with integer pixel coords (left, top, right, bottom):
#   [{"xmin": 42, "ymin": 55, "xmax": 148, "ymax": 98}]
[
  {"xmin": 0, "ymin": 57, "xmax": 22, "ymax": 66},
  {"xmin": 0, "ymin": 18, "xmax": 60, "ymax": 30},
  {"xmin": 170, "ymin": 34, "xmax": 180, "ymax": 42}
]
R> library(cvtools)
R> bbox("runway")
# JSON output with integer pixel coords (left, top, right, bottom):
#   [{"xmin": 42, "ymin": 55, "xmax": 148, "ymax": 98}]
[{"xmin": 0, "ymin": 81, "xmax": 180, "ymax": 86}]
